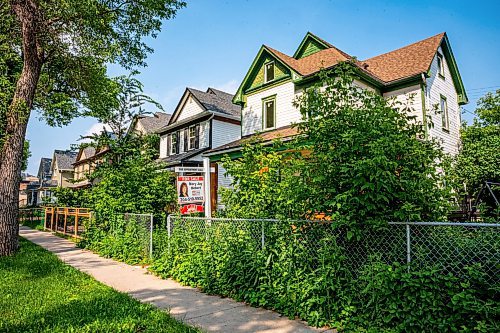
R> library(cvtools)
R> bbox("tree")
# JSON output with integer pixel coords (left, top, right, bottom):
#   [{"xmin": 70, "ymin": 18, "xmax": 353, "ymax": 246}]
[
  {"xmin": 0, "ymin": 0, "xmax": 185, "ymax": 255},
  {"xmin": 292, "ymin": 63, "xmax": 451, "ymax": 228},
  {"xmin": 221, "ymin": 62, "xmax": 452, "ymax": 228},
  {"xmin": 453, "ymin": 90, "xmax": 500, "ymax": 215}
]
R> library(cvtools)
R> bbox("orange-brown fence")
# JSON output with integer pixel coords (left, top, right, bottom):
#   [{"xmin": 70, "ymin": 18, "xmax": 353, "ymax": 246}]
[{"xmin": 44, "ymin": 207, "xmax": 92, "ymax": 238}]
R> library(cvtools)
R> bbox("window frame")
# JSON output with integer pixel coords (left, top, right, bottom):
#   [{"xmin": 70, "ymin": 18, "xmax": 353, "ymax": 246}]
[
  {"xmin": 264, "ymin": 61, "xmax": 275, "ymax": 83},
  {"xmin": 262, "ymin": 95, "xmax": 277, "ymax": 130},
  {"xmin": 437, "ymin": 53, "xmax": 445, "ymax": 78},
  {"xmin": 188, "ymin": 125, "xmax": 200, "ymax": 150},
  {"xmin": 170, "ymin": 131, "xmax": 178, "ymax": 155},
  {"xmin": 440, "ymin": 95, "xmax": 449, "ymax": 131}
]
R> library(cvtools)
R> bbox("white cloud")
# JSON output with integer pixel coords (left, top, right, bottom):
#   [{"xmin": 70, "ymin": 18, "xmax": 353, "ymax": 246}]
[
  {"xmin": 213, "ymin": 79, "xmax": 239, "ymax": 94},
  {"xmin": 80, "ymin": 123, "xmax": 112, "ymax": 142}
]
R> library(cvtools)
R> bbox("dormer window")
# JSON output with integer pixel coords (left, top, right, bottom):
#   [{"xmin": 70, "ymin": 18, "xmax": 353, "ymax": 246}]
[
  {"xmin": 437, "ymin": 53, "xmax": 444, "ymax": 78},
  {"xmin": 264, "ymin": 61, "xmax": 275, "ymax": 83}
]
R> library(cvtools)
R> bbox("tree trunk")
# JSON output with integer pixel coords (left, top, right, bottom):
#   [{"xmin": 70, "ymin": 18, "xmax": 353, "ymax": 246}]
[{"xmin": 0, "ymin": 0, "xmax": 43, "ymax": 256}]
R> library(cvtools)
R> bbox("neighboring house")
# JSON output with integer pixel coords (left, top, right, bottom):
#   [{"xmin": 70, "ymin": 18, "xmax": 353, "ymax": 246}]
[
  {"xmin": 128, "ymin": 112, "xmax": 171, "ymax": 136},
  {"xmin": 156, "ymin": 87, "xmax": 242, "ymax": 209},
  {"xmin": 203, "ymin": 31, "xmax": 468, "ymax": 210},
  {"xmin": 18, "ymin": 173, "xmax": 39, "ymax": 207},
  {"xmin": 32, "ymin": 157, "xmax": 56, "ymax": 205},
  {"xmin": 50, "ymin": 150, "xmax": 78, "ymax": 188},
  {"xmin": 72, "ymin": 146, "xmax": 109, "ymax": 188}
]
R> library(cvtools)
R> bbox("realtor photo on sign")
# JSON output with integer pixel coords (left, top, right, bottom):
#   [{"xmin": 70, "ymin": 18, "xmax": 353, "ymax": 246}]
[{"xmin": 177, "ymin": 176, "xmax": 204, "ymax": 204}]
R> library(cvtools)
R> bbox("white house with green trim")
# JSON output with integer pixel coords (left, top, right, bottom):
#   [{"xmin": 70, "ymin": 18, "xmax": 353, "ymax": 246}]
[{"xmin": 202, "ymin": 32, "xmax": 468, "ymax": 213}]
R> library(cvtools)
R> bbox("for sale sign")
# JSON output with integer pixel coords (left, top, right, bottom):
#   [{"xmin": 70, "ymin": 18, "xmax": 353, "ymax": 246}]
[{"xmin": 177, "ymin": 176, "xmax": 204, "ymax": 205}]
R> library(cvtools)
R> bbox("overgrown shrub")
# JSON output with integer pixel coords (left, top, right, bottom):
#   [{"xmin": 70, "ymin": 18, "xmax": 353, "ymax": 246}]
[{"xmin": 150, "ymin": 219, "xmax": 499, "ymax": 332}]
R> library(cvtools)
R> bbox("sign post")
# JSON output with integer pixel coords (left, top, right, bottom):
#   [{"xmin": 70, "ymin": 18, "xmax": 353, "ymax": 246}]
[{"xmin": 203, "ymin": 157, "xmax": 212, "ymax": 218}]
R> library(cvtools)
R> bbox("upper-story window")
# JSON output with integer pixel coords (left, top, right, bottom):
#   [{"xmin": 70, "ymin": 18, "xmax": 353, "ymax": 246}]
[
  {"xmin": 440, "ymin": 95, "xmax": 449, "ymax": 131},
  {"xmin": 437, "ymin": 53, "xmax": 445, "ymax": 78},
  {"xmin": 188, "ymin": 125, "xmax": 200, "ymax": 150},
  {"xmin": 263, "ymin": 97, "xmax": 276, "ymax": 130},
  {"xmin": 264, "ymin": 61, "xmax": 275, "ymax": 83},
  {"xmin": 171, "ymin": 131, "xmax": 179, "ymax": 155}
]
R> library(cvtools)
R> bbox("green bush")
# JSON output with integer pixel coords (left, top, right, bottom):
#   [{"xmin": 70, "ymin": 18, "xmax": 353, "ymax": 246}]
[{"xmin": 150, "ymin": 219, "xmax": 499, "ymax": 332}]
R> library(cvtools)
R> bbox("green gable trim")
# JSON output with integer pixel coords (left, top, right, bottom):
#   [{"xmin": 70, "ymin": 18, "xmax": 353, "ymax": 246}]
[
  {"xmin": 248, "ymin": 56, "xmax": 290, "ymax": 90},
  {"xmin": 295, "ymin": 39, "xmax": 325, "ymax": 59},
  {"xmin": 437, "ymin": 34, "xmax": 468, "ymax": 105},
  {"xmin": 293, "ymin": 32, "xmax": 332, "ymax": 59},
  {"xmin": 246, "ymin": 77, "xmax": 291, "ymax": 96},
  {"xmin": 233, "ymin": 46, "xmax": 302, "ymax": 106}
]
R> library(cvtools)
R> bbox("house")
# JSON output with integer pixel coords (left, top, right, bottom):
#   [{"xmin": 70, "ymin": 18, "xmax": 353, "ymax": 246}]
[
  {"xmin": 72, "ymin": 145, "xmax": 109, "ymax": 188},
  {"xmin": 50, "ymin": 150, "xmax": 78, "ymax": 188},
  {"xmin": 18, "ymin": 173, "xmax": 39, "ymax": 207},
  {"xmin": 156, "ymin": 87, "xmax": 241, "ymax": 210},
  {"xmin": 31, "ymin": 157, "xmax": 56, "ymax": 205},
  {"xmin": 128, "ymin": 112, "xmax": 171, "ymax": 136},
  {"xmin": 203, "ymin": 32, "xmax": 468, "ymax": 213}
]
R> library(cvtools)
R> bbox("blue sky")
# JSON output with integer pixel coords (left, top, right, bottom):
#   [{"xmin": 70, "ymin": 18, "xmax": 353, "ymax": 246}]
[{"xmin": 26, "ymin": 0, "xmax": 500, "ymax": 174}]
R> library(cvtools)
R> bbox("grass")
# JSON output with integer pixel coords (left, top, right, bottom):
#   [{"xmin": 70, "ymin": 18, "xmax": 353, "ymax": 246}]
[
  {"xmin": 19, "ymin": 217, "xmax": 45, "ymax": 230},
  {"xmin": 0, "ymin": 238, "xmax": 202, "ymax": 333}
]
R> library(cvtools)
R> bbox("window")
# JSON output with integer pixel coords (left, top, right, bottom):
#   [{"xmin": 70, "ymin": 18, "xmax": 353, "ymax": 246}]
[
  {"xmin": 264, "ymin": 61, "xmax": 275, "ymax": 83},
  {"xmin": 188, "ymin": 125, "xmax": 200, "ymax": 150},
  {"xmin": 437, "ymin": 53, "xmax": 444, "ymax": 78},
  {"xmin": 171, "ymin": 131, "xmax": 179, "ymax": 154},
  {"xmin": 263, "ymin": 98, "xmax": 276, "ymax": 129},
  {"xmin": 440, "ymin": 96, "xmax": 449, "ymax": 130}
]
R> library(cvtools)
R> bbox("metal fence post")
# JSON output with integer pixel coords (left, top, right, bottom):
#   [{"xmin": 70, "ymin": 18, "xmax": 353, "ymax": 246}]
[
  {"xmin": 167, "ymin": 215, "xmax": 172, "ymax": 238},
  {"xmin": 406, "ymin": 223, "xmax": 411, "ymax": 265},
  {"xmin": 150, "ymin": 213, "xmax": 154, "ymax": 258},
  {"xmin": 261, "ymin": 220, "xmax": 265, "ymax": 250}
]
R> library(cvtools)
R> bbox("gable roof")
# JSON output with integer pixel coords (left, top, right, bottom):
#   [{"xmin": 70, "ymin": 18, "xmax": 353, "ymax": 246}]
[
  {"xmin": 169, "ymin": 87, "xmax": 241, "ymax": 125},
  {"xmin": 362, "ymin": 33, "xmax": 445, "ymax": 83},
  {"xmin": 135, "ymin": 112, "xmax": 171, "ymax": 134},
  {"xmin": 52, "ymin": 150, "xmax": 78, "ymax": 171},
  {"xmin": 234, "ymin": 32, "xmax": 467, "ymax": 105},
  {"xmin": 37, "ymin": 158, "xmax": 52, "ymax": 180}
]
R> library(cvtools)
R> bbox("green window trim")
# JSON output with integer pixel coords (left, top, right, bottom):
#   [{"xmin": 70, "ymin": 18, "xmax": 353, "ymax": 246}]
[
  {"xmin": 264, "ymin": 61, "xmax": 275, "ymax": 83},
  {"xmin": 440, "ymin": 94, "xmax": 449, "ymax": 132},
  {"xmin": 262, "ymin": 95, "xmax": 277, "ymax": 130}
]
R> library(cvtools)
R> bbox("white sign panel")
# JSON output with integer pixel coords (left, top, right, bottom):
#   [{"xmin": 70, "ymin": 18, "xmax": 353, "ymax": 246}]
[{"xmin": 177, "ymin": 176, "xmax": 204, "ymax": 204}]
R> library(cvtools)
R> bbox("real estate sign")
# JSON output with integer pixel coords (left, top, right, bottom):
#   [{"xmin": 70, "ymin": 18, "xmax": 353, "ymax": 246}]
[{"xmin": 177, "ymin": 176, "xmax": 204, "ymax": 205}]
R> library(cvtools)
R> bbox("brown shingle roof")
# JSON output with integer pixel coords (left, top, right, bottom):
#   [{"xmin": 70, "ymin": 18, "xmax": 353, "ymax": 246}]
[
  {"xmin": 265, "ymin": 32, "xmax": 445, "ymax": 84},
  {"xmin": 266, "ymin": 46, "xmax": 350, "ymax": 77},
  {"xmin": 206, "ymin": 125, "xmax": 299, "ymax": 155},
  {"xmin": 362, "ymin": 33, "xmax": 445, "ymax": 83}
]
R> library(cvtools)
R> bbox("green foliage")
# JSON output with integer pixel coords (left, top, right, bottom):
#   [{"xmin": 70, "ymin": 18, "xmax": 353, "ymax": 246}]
[
  {"xmin": 151, "ymin": 219, "xmax": 499, "ymax": 331},
  {"xmin": 221, "ymin": 62, "xmax": 451, "ymax": 226},
  {"xmin": 21, "ymin": 140, "xmax": 31, "ymax": 172},
  {"xmin": 0, "ymin": 238, "xmax": 199, "ymax": 332},
  {"xmin": 53, "ymin": 187, "xmax": 88, "ymax": 207},
  {"xmin": 1, "ymin": 0, "xmax": 185, "ymax": 127},
  {"xmin": 453, "ymin": 90, "xmax": 500, "ymax": 214},
  {"xmin": 72, "ymin": 134, "xmax": 177, "ymax": 264},
  {"xmin": 220, "ymin": 138, "xmax": 304, "ymax": 219}
]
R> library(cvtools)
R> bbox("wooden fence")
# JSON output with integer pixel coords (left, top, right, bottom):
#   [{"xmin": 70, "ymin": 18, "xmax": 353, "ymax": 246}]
[{"xmin": 44, "ymin": 207, "xmax": 91, "ymax": 238}]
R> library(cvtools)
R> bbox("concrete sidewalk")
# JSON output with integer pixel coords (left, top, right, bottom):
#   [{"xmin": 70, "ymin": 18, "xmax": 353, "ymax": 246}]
[{"xmin": 20, "ymin": 226, "xmax": 334, "ymax": 333}]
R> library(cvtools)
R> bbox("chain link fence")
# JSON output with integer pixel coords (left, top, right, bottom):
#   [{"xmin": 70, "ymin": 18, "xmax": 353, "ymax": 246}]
[
  {"xmin": 166, "ymin": 216, "xmax": 500, "ymax": 287},
  {"xmin": 18, "ymin": 208, "xmax": 45, "ymax": 229},
  {"xmin": 99, "ymin": 212, "xmax": 154, "ymax": 259}
]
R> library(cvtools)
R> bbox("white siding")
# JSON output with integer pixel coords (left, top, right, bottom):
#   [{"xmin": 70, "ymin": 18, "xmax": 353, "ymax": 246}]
[
  {"xmin": 212, "ymin": 119, "xmax": 241, "ymax": 148},
  {"xmin": 383, "ymin": 84, "xmax": 423, "ymax": 123},
  {"xmin": 217, "ymin": 163, "xmax": 233, "ymax": 209},
  {"xmin": 425, "ymin": 46, "xmax": 461, "ymax": 155},
  {"xmin": 177, "ymin": 96, "xmax": 204, "ymax": 121},
  {"xmin": 242, "ymin": 82, "xmax": 299, "ymax": 136}
]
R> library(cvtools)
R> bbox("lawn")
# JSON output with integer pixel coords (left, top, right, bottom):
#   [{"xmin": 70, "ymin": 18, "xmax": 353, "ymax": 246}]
[{"xmin": 0, "ymin": 238, "xmax": 202, "ymax": 333}]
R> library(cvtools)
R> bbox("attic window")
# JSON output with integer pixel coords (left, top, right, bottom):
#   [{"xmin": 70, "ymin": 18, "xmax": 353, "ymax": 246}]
[
  {"xmin": 437, "ymin": 53, "xmax": 444, "ymax": 78},
  {"xmin": 264, "ymin": 62, "xmax": 275, "ymax": 83}
]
